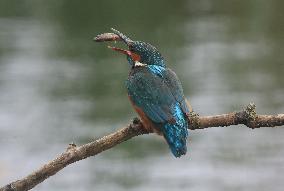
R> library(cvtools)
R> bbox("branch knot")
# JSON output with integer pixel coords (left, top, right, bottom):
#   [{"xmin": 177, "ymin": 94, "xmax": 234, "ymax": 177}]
[
  {"xmin": 66, "ymin": 142, "xmax": 77, "ymax": 152},
  {"xmin": 188, "ymin": 111, "xmax": 201, "ymax": 129},
  {"xmin": 244, "ymin": 102, "xmax": 257, "ymax": 128}
]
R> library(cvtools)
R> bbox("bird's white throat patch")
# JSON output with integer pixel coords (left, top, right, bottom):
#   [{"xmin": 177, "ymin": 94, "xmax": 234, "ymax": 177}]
[{"xmin": 134, "ymin": 61, "xmax": 147, "ymax": 67}]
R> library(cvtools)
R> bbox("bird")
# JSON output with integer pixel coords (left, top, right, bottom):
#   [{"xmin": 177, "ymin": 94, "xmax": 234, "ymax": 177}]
[{"xmin": 107, "ymin": 28, "xmax": 191, "ymax": 157}]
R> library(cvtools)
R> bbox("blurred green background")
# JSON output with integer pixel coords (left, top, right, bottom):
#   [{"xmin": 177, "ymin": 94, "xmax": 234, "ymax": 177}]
[{"xmin": 0, "ymin": 0, "xmax": 283, "ymax": 190}]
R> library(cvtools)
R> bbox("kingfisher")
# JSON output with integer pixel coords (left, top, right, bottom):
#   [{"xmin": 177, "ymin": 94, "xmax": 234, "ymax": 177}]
[{"xmin": 105, "ymin": 28, "xmax": 191, "ymax": 157}]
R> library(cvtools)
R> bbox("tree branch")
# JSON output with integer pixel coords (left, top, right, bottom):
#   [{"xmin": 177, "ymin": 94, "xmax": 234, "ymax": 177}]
[{"xmin": 1, "ymin": 103, "xmax": 283, "ymax": 191}]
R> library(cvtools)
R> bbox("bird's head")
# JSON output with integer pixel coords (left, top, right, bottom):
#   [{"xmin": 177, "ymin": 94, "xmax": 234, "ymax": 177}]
[{"xmin": 108, "ymin": 28, "xmax": 165, "ymax": 68}]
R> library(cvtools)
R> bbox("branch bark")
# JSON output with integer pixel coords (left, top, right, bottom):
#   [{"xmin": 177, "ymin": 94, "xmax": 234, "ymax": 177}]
[{"xmin": 1, "ymin": 103, "xmax": 284, "ymax": 191}]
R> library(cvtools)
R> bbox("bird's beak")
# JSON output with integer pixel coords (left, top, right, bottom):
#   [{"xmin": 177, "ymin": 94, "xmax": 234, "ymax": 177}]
[
  {"xmin": 110, "ymin": 28, "xmax": 133, "ymax": 46},
  {"xmin": 107, "ymin": 46, "xmax": 132, "ymax": 56},
  {"xmin": 107, "ymin": 28, "xmax": 133, "ymax": 55},
  {"xmin": 108, "ymin": 45, "xmax": 141, "ymax": 62},
  {"xmin": 95, "ymin": 28, "xmax": 141, "ymax": 62},
  {"xmin": 108, "ymin": 28, "xmax": 141, "ymax": 62}
]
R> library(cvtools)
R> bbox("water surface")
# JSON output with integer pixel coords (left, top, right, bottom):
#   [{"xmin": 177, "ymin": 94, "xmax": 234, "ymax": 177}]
[{"xmin": 0, "ymin": 1, "xmax": 283, "ymax": 190}]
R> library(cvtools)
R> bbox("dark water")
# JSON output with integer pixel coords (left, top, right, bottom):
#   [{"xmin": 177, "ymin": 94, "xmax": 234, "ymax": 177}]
[{"xmin": 0, "ymin": 1, "xmax": 284, "ymax": 190}]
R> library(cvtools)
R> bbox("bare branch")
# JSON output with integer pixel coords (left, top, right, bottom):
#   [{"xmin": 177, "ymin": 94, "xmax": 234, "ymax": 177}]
[{"xmin": 1, "ymin": 103, "xmax": 283, "ymax": 191}]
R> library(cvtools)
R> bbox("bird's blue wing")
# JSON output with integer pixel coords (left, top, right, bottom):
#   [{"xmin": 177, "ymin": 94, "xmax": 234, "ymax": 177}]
[
  {"xmin": 126, "ymin": 67, "xmax": 188, "ymax": 123},
  {"xmin": 162, "ymin": 68, "xmax": 190, "ymax": 114}
]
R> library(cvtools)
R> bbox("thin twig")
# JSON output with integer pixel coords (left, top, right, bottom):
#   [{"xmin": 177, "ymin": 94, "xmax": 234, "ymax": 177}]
[{"xmin": 1, "ymin": 103, "xmax": 283, "ymax": 191}]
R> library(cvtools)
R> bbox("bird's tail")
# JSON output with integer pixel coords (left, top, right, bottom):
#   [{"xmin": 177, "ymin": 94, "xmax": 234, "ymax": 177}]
[{"xmin": 162, "ymin": 105, "xmax": 189, "ymax": 157}]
